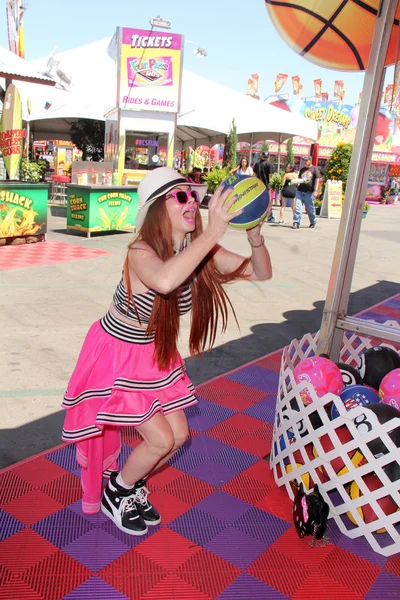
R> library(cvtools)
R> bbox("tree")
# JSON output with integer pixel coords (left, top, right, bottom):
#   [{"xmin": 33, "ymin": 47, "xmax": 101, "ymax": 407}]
[
  {"xmin": 286, "ymin": 137, "xmax": 294, "ymax": 166},
  {"xmin": 223, "ymin": 118, "xmax": 237, "ymax": 168},
  {"xmin": 69, "ymin": 119, "xmax": 105, "ymax": 161},
  {"xmin": 322, "ymin": 141, "xmax": 353, "ymax": 197},
  {"xmin": 260, "ymin": 140, "xmax": 269, "ymax": 155}
]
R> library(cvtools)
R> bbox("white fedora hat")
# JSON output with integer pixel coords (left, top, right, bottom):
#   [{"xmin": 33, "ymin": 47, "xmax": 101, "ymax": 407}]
[{"xmin": 136, "ymin": 167, "xmax": 208, "ymax": 230}]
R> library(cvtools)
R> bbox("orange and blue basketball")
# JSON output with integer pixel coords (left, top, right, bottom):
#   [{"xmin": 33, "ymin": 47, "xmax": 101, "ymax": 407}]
[
  {"xmin": 220, "ymin": 174, "xmax": 269, "ymax": 230},
  {"xmin": 265, "ymin": 0, "xmax": 400, "ymax": 71}
]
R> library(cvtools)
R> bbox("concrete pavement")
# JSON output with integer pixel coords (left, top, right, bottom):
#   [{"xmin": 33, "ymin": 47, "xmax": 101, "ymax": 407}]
[{"xmin": 0, "ymin": 203, "xmax": 399, "ymax": 468}]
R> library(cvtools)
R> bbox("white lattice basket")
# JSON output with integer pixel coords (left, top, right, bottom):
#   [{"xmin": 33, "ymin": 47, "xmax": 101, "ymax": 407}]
[{"xmin": 271, "ymin": 322, "xmax": 400, "ymax": 556}]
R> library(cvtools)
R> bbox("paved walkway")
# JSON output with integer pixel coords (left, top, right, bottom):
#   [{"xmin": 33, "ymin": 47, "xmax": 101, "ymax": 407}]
[{"xmin": 0, "ymin": 204, "xmax": 399, "ymax": 466}]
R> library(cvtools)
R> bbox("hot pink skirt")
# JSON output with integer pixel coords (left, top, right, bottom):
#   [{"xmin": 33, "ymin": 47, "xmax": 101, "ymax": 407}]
[{"xmin": 62, "ymin": 315, "xmax": 197, "ymax": 443}]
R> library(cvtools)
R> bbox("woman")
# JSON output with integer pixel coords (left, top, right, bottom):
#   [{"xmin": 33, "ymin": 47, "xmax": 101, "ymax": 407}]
[
  {"xmin": 278, "ymin": 164, "xmax": 298, "ymax": 224},
  {"xmin": 62, "ymin": 167, "xmax": 272, "ymax": 535},
  {"xmin": 229, "ymin": 156, "xmax": 254, "ymax": 176}
]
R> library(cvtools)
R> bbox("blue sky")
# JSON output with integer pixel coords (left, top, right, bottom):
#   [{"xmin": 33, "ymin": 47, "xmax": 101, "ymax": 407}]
[{"xmin": 1, "ymin": 0, "xmax": 394, "ymax": 105}]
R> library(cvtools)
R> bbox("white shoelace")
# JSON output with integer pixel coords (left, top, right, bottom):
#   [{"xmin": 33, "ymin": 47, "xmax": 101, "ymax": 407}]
[
  {"xmin": 120, "ymin": 496, "xmax": 140, "ymax": 519},
  {"xmin": 134, "ymin": 485, "xmax": 150, "ymax": 507}
]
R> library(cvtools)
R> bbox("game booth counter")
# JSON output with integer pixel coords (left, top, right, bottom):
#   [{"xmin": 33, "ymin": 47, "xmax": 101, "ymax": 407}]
[
  {"xmin": 265, "ymin": 0, "xmax": 400, "ymax": 556},
  {"xmin": 0, "ymin": 84, "xmax": 50, "ymax": 245}
]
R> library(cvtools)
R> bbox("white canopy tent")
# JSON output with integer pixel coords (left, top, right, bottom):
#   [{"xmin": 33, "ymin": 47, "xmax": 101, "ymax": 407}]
[
  {"xmin": 5, "ymin": 37, "xmax": 319, "ymax": 150},
  {"xmin": 0, "ymin": 45, "xmax": 55, "ymax": 88}
]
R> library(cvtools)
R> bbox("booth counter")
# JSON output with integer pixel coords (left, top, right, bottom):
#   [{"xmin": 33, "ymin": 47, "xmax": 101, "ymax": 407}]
[
  {"xmin": 0, "ymin": 182, "xmax": 48, "ymax": 241},
  {"xmin": 67, "ymin": 184, "xmax": 139, "ymax": 238}
]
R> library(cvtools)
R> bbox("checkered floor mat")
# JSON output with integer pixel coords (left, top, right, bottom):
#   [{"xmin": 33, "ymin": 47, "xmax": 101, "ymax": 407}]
[
  {"xmin": 0, "ymin": 295, "xmax": 399, "ymax": 599},
  {"xmin": 0, "ymin": 241, "xmax": 109, "ymax": 270}
]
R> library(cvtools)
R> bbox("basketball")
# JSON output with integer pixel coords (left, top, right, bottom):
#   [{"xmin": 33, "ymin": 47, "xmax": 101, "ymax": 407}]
[
  {"xmin": 379, "ymin": 368, "xmax": 400, "ymax": 411},
  {"xmin": 314, "ymin": 426, "xmax": 366, "ymax": 480},
  {"xmin": 358, "ymin": 346, "xmax": 400, "ymax": 390},
  {"xmin": 331, "ymin": 384, "xmax": 380, "ymax": 420},
  {"xmin": 265, "ymin": 0, "xmax": 400, "ymax": 71},
  {"xmin": 336, "ymin": 362, "xmax": 362, "ymax": 387},
  {"xmin": 347, "ymin": 473, "xmax": 399, "ymax": 533},
  {"xmin": 293, "ymin": 356, "xmax": 343, "ymax": 406},
  {"xmin": 220, "ymin": 174, "xmax": 269, "ymax": 230},
  {"xmin": 284, "ymin": 445, "xmax": 315, "ymax": 493}
]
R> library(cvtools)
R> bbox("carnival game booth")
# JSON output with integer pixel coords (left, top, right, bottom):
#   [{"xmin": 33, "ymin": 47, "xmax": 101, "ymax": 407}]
[
  {"xmin": 265, "ymin": 0, "xmax": 400, "ymax": 556},
  {"xmin": 0, "ymin": 45, "xmax": 55, "ymax": 244}
]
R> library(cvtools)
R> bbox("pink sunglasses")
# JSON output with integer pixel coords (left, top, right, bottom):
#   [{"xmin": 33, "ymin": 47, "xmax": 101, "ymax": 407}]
[{"xmin": 166, "ymin": 189, "xmax": 201, "ymax": 204}]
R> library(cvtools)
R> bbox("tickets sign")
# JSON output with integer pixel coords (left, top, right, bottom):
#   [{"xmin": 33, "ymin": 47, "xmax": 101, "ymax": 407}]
[{"xmin": 119, "ymin": 28, "xmax": 183, "ymax": 113}]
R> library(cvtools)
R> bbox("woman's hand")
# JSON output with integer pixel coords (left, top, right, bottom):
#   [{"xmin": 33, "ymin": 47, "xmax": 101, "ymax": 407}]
[
  {"xmin": 206, "ymin": 184, "xmax": 243, "ymax": 240},
  {"xmin": 246, "ymin": 222, "xmax": 264, "ymax": 246}
]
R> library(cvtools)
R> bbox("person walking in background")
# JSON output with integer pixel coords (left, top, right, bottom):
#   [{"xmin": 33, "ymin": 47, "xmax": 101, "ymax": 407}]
[
  {"xmin": 278, "ymin": 164, "xmax": 298, "ymax": 224},
  {"xmin": 229, "ymin": 156, "xmax": 253, "ymax": 176},
  {"xmin": 292, "ymin": 156, "xmax": 320, "ymax": 229},
  {"xmin": 253, "ymin": 151, "xmax": 275, "ymax": 223}
]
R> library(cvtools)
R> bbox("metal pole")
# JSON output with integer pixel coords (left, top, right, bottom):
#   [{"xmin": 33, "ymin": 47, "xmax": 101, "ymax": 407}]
[
  {"xmin": 249, "ymin": 133, "xmax": 254, "ymax": 167},
  {"xmin": 317, "ymin": 0, "xmax": 399, "ymax": 359},
  {"xmin": 277, "ymin": 133, "xmax": 282, "ymax": 174}
]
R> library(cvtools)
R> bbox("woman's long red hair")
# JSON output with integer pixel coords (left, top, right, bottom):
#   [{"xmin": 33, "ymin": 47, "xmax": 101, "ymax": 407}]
[{"xmin": 124, "ymin": 198, "xmax": 250, "ymax": 370}]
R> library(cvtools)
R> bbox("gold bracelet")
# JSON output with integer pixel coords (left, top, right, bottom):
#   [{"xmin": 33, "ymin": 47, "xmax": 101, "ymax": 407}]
[{"xmin": 248, "ymin": 235, "xmax": 265, "ymax": 248}]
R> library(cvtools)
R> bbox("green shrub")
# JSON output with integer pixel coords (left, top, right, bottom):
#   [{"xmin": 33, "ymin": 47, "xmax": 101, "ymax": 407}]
[
  {"xmin": 203, "ymin": 166, "xmax": 230, "ymax": 193},
  {"xmin": 20, "ymin": 159, "xmax": 46, "ymax": 183}
]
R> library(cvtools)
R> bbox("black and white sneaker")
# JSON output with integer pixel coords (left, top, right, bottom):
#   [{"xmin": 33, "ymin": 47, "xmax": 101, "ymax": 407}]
[
  {"xmin": 134, "ymin": 480, "xmax": 161, "ymax": 525},
  {"xmin": 101, "ymin": 473, "xmax": 148, "ymax": 536}
]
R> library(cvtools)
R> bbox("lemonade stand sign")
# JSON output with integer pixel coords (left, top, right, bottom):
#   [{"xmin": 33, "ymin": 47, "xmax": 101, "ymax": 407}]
[{"xmin": 67, "ymin": 185, "xmax": 138, "ymax": 237}]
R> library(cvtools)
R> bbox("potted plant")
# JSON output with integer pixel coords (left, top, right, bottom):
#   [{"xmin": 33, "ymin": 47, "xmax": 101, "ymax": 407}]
[
  {"xmin": 362, "ymin": 201, "xmax": 370, "ymax": 219},
  {"xmin": 269, "ymin": 172, "xmax": 284, "ymax": 204}
]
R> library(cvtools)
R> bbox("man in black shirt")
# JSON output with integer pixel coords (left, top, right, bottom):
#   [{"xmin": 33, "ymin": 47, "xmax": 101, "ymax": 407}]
[
  {"xmin": 253, "ymin": 151, "xmax": 275, "ymax": 223},
  {"xmin": 292, "ymin": 156, "xmax": 321, "ymax": 229}
]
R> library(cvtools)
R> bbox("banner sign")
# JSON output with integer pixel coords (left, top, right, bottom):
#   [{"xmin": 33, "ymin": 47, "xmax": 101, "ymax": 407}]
[
  {"xmin": 67, "ymin": 187, "xmax": 139, "ymax": 233},
  {"xmin": 0, "ymin": 84, "xmax": 26, "ymax": 179},
  {"xmin": 119, "ymin": 27, "xmax": 183, "ymax": 113},
  {"xmin": 247, "ymin": 73, "xmax": 259, "ymax": 98},
  {"xmin": 334, "ymin": 80, "xmax": 345, "ymax": 101},
  {"xmin": 320, "ymin": 180, "xmax": 343, "ymax": 219},
  {"xmin": 274, "ymin": 73, "xmax": 288, "ymax": 94},
  {"xmin": 0, "ymin": 185, "xmax": 48, "ymax": 238}
]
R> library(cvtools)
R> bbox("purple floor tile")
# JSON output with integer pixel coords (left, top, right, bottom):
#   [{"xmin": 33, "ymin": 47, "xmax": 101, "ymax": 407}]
[
  {"xmin": 189, "ymin": 433, "xmax": 229, "ymax": 457},
  {"xmin": 205, "ymin": 525, "xmax": 268, "ymax": 568},
  {"xmin": 169, "ymin": 447, "xmax": 208, "ymax": 472},
  {"xmin": 327, "ymin": 520, "xmax": 389, "ymax": 568},
  {"xmin": 213, "ymin": 446, "xmax": 259, "ymax": 474},
  {"xmin": 233, "ymin": 506, "xmax": 291, "ymax": 546},
  {"xmin": 99, "ymin": 514, "xmax": 159, "ymax": 549},
  {"xmin": 32, "ymin": 507, "xmax": 94, "ymax": 549},
  {"xmin": 186, "ymin": 398, "xmax": 236, "ymax": 432},
  {"xmin": 63, "ymin": 527, "xmax": 130, "ymax": 571},
  {"xmin": 47, "ymin": 444, "xmax": 79, "ymax": 473},
  {"xmin": 168, "ymin": 506, "xmax": 227, "ymax": 546},
  {"xmin": 0, "ymin": 508, "xmax": 25, "ymax": 542},
  {"xmin": 217, "ymin": 572, "xmax": 289, "ymax": 599},
  {"xmin": 196, "ymin": 491, "xmax": 252, "ymax": 523},
  {"xmin": 226, "ymin": 365, "xmax": 279, "ymax": 393},
  {"xmin": 63, "ymin": 575, "xmax": 130, "ymax": 599},
  {"xmin": 243, "ymin": 396, "xmax": 277, "ymax": 423},
  {"xmin": 365, "ymin": 570, "xmax": 400, "ymax": 599},
  {"xmin": 190, "ymin": 458, "xmax": 237, "ymax": 487},
  {"xmin": 67, "ymin": 499, "xmax": 108, "ymax": 526}
]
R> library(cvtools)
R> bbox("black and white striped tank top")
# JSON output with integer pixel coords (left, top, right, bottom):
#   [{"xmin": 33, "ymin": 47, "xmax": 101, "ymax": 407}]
[
  {"xmin": 112, "ymin": 277, "xmax": 192, "ymax": 324},
  {"xmin": 100, "ymin": 278, "xmax": 192, "ymax": 344}
]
